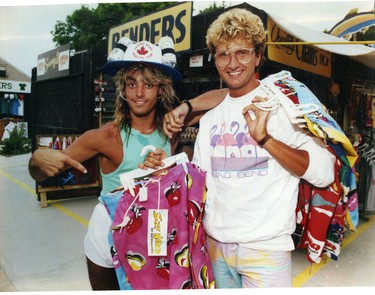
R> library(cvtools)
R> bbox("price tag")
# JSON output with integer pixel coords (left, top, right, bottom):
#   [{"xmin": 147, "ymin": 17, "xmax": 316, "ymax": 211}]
[
  {"xmin": 147, "ymin": 209, "xmax": 168, "ymax": 256},
  {"xmin": 139, "ymin": 186, "xmax": 148, "ymax": 202}
]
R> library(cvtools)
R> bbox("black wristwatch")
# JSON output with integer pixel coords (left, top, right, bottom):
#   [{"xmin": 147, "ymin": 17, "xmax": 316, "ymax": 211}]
[
  {"xmin": 258, "ymin": 134, "xmax": 272, "ymax": 147},
  {"xmin": 180, "ymin": 99, "xmax": 193, "ymax": 114}
]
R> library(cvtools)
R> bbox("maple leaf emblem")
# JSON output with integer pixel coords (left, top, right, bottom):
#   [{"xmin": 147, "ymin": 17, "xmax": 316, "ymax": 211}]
[{"xmin": 137, "ymin": 46, "xmax": 148, "ymax": 56}]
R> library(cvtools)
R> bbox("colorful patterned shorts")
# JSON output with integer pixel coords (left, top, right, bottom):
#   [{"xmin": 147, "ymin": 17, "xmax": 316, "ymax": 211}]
[{"xmin": 207, "ymin": 236, "xmax": 292, "ymax": 288}]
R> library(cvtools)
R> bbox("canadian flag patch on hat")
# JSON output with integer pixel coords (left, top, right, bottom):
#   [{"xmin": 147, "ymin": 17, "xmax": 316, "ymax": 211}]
[
  {"xmin": 130, "ymin": 41, "xmax": 160, "ymax": 62},
  {"xmin": 103, "ymin": 37, "xmax": 182, "ymax": 81}
]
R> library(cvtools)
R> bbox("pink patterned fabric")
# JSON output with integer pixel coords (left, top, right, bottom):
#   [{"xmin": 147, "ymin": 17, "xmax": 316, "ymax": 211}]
[{"xmin": 111, "ymin": 162, "xmax": 215, "ymax": 290}]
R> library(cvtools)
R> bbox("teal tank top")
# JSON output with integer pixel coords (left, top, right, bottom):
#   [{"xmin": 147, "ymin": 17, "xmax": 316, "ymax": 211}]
[{"xmin": 100, "ymin": 128, "xmax": 171, "ymax": 195}]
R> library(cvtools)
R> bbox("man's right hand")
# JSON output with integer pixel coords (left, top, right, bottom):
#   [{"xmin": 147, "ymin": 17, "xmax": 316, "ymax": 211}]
[
  {"xmin": 28, "ymin": 149, "xmax": 87, "ymax": 182},
  {"xmin": 138, "ymin": 148, "xmax": 168, "ymax": 170},
  {"xmin": 163, "ymin": 103, "xmax": 189, "ymax": 138}
]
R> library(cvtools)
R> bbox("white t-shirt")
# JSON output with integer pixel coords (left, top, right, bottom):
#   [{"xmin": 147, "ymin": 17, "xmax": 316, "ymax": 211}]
[{"xmin": 193, "ymin": 84, "xmax": 336, "ymax": 251}]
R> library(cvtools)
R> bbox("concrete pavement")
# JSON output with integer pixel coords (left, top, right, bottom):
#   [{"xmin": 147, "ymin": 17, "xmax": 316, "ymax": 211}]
[{"xmin": 1, "ymin": 153, "xmax": 375, "ymax": 292}]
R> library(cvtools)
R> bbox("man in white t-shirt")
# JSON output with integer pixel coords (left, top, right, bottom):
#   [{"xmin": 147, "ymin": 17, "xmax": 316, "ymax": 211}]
[{"xmin": 155, "ymin": 8, "xmax": 336, "ymax": 288}]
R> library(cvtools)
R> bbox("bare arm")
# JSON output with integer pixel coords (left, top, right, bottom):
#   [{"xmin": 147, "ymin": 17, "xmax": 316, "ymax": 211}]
[
  {"xmin": 163, "ymin": 88, "xmax": 228, "ymax": 138},
  {"xmin": 188, "ymin": 88, "xmax": 228, "ymax": 116},
  {"xmin": 256, "ymin": 136, "xmax": 309, "ymax": 177},
  {"xmin": 28, "ymin": 128, "xmax": 107, "ymax": 182},
  {"xmin": 28, "ymin": 149, "xmax": 87, "ymax": 182}
]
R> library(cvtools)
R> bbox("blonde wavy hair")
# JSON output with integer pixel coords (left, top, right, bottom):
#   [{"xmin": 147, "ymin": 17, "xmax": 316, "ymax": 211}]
[
  {"xmin": 113, "ymin": 64, "xmax": 178, "ymax": 142},
  {"xmin": 206, "ymin": 8, "xmax": 267, "ymax": 57}
]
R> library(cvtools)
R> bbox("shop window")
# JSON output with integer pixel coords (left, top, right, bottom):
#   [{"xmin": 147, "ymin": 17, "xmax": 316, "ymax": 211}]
[{"xmin": 0, "ymin": 66, "xmax": 6, "ymax": 77}]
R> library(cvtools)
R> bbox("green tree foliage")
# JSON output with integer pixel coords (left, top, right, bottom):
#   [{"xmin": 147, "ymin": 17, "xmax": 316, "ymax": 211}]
[
  {"xmin": 0, "ymin": 123, "xmax": 31, "ymax": 156},
  {"xmin": 356, "ymin": 26, "xmax": 375, "ymax": 43},
  {"xmin": 51, "ymin": 2, "xmax": 177, "ymax": 51},
  {"xmin": 197, "ymin": 1, "xmax": 226, "ymax": 14}
]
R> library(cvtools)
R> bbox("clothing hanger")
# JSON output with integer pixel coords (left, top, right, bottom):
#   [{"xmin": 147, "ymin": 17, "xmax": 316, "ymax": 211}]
[
  {"xmin": 362, "ymin": 147, "xmax": 375, "ymax": 159},
  {"xmin": 358, "ymin": 144, "xmax": 368, "ymax": 155},
  {"xmin": 259, "ymin": 75, "xmax": 319, "ymax": 128},
  {"xmin": 367, "ymin": 151, "xmax": 375, "ymax": 161},
  {"xmin": 357, "ymin": 140, "xmax": 370, "ymax": 152},
  {"xmin": 119, "ymin": 152, "xmax": 189, "ymax": 196},
  {"xmin": 368, "ymin": 154, "xmax": 375, "ymax": 166}
]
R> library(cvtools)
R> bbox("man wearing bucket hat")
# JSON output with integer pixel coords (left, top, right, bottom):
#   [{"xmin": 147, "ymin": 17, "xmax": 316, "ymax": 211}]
[{"xmin": 29, "ymin": 36, "xmax": 222, "ymax": 290}]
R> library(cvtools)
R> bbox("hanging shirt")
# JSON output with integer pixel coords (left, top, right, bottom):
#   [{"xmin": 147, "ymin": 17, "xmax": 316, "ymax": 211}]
[
  {"xmin": 9, "ymin": 98, "xmax": 20, "ymax": 116},
  {"xmin": 0, "ymin": 97, "xmax": 10, "ymax": 116},
  {"xmin": 263, "ymin": 71, "xmax": 359, "ymax": 263},
  {"xmin": 18, "ymin": 99, "xmax": 24, "ymax": 117}
]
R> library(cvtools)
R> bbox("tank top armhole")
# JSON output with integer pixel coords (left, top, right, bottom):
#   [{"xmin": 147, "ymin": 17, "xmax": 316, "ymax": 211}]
[{"xmin": 101, "ymin": 128, "xmax": 128, "ymax": 179}]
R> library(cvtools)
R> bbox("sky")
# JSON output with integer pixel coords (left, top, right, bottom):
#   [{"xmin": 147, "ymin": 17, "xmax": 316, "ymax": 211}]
[{"xmin": 0, "ymin": 0, "xmax": 374, "ymax": 77}]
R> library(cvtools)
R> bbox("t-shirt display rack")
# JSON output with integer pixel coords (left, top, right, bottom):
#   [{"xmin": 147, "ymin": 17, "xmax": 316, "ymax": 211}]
[{"xmin": 346, "ymin": 79, "xmax": 375, "ymax": 216}]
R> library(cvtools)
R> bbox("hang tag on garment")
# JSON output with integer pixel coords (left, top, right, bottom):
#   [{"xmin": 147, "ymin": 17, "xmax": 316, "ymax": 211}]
[
  {"xmin": 139, "ymin": 186, "xmax": 148, "ymax": 202},
  {"xmin": 147, "ymin": 209, "xmax": 168, "ymax": 256}
]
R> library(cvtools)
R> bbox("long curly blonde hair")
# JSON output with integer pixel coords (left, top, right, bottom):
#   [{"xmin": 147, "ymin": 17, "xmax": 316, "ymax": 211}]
[
  {"xmin": 113, "ymin": 64, "xmax": 178, "ymax": 142},
  {"xmin": 206, "ymin": 8, "xmax": 267, "ymax": 57}
]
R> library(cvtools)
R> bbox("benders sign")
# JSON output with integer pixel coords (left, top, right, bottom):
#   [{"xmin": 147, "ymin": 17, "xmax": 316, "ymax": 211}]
[{"xmin": 107, "ymin": 2, "xmax": 192, "ymax": 55}]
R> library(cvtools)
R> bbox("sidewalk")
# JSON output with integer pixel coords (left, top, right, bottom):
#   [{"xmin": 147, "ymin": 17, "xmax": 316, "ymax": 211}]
[
  {"xmin": 0, "ymin": 153, "xmax": 96, "ymax": 291},
  {"xmin": 0, "ymin": 265, "xmax": 16, "ymax": 292},
  {"xmin": 1, "ymin": 153, "xmax": 375, "ymax": 292}
]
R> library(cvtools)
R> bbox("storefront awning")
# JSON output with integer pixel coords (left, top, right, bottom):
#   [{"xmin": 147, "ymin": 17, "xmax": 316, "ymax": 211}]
[{"xmin": 266, "ymin": 12, "xmax": 375, "ymax": 70}]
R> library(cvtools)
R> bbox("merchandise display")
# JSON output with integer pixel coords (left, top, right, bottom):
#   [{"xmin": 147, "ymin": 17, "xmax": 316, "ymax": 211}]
[
  {"xmin": 35, "ymin": 134, "xmax": 100, "ymax": 208},
  {"xmin": 348, "ymin": 81, "xmax": 375, "ymax": 215},
  {"xmin": 101, "ymin": 159, "xmax": 215, "ymax": 290},
  {"xmin": 265, "ymin": 72, "xmax": 359, "ymax": 263}
]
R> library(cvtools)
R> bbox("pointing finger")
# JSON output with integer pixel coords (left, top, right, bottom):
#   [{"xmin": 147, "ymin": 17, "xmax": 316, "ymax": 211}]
[{"xmin": 66, "ymin": 157, "xmax": 87, "ymax": 174}]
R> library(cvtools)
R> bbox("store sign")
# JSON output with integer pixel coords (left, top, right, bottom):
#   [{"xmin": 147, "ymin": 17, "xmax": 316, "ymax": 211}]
[
  {"xmin": 0, "ymin": 79, "xmax": 31, "ymax": 93},
  {"xmin": 108, "ymin": 2, "xmax": 192, "ymax": 54},
  {"xmin": 267, "ymin": 18, "xmax": 331, "ymax": 77},
  {"xmin": 189, "ymin": 55, "xmax": 204, "ymax": 67},
  {"xmin": 36, "ymin": 44, "xmax": 70, "ymax": 81}
]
